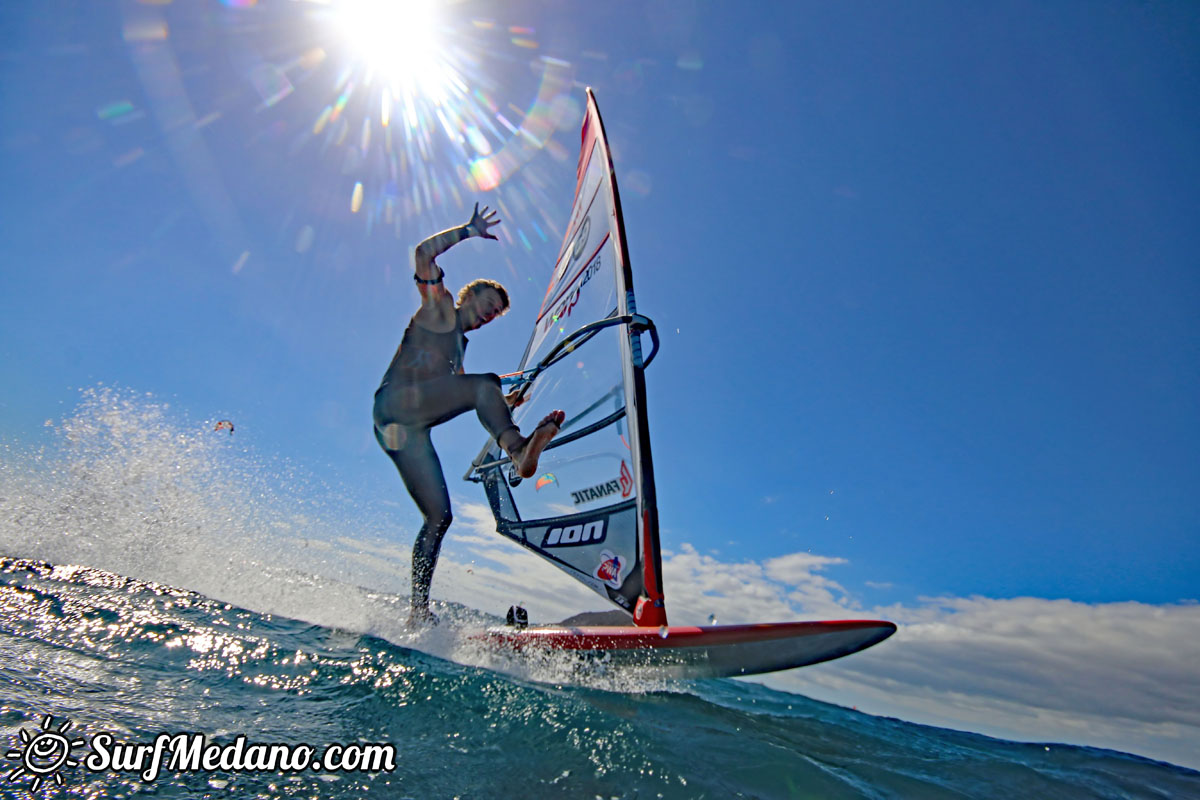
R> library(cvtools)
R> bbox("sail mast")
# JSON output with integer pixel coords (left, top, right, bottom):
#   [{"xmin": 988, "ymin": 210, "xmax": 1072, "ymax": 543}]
[{"xmin": 585, "ymin": 88, "xmax": 666, "ymax": 626}]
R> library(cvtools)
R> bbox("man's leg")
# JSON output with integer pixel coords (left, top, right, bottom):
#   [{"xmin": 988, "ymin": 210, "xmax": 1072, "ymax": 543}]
[
  {"xmin": 382, "ymin": 427, "xmax": 452, "ymax": 624},
  {"xmin": 373, "ymin": 375, "xmax": 563, "ymax": 623},
  {"xmin": 377, "ymin": 374, "xmax": 519, "ymax": 443},
  {"xmin": 376, "ymin": 374, "xmax": 562, "ymax": 477},
  {"xmin": 453, "ymin": 377, "xmax": 565, "ymax": 477}
]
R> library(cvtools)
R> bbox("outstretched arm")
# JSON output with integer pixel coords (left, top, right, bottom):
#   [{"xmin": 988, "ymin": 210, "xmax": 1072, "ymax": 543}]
[
  {"xmin": 411, "ymin": 203, "xmax": 501, "ymax": 330},
  {"xmin": 413, "ymin": 202, "xmax": 500, "ymax": 280}
]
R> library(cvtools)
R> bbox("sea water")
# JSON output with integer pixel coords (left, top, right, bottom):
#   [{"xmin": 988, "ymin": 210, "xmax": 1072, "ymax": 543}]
[{"xmin": 1, "ymin": 390, "xmax": 1197, "ymax": 799}]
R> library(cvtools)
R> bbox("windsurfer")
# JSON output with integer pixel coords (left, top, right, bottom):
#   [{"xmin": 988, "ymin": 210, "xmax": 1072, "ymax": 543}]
[{"xmin": 374, "ymin": 203, "xmax": 564, "ymax": 627}]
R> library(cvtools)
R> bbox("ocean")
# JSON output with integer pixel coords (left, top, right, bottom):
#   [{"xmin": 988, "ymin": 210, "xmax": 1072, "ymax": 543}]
[{"xmin": 1, "ymin": 390, "xmax": 1197, "ymax": 799}]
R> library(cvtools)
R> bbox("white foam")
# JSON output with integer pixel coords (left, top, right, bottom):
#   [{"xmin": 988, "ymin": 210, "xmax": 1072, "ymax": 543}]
[{"xmin": 0, "ymin": 386, "xmax": 673, "ymax": 694}]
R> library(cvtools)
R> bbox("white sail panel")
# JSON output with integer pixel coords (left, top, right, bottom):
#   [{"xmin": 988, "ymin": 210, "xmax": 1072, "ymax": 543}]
[{"xmin": 468, "ymin": 89, "xmax": 664, "ymax": 622}]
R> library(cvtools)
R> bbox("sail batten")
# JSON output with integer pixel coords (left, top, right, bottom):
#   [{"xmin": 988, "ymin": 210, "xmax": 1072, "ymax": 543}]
[{"xmin": 467, "ymin": 89, "xmax": 665, "ymax": 625}]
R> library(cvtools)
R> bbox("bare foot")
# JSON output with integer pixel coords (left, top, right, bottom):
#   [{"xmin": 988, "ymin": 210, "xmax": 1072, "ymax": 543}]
[{"xmin": 511, "ymin": 410, "xmax": 564, "ymax": 479}]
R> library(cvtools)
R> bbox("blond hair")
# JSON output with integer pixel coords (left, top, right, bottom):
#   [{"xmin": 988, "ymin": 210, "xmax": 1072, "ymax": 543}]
[{"xmin": 457, "ymin": 279, "xmax": 510, "ymax": 311}]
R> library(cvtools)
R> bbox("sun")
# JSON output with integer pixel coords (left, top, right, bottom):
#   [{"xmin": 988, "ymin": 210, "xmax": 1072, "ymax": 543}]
[
  {"xmin": 331, "ymin": 0, "xmax": 453, "ymax": 101},
  {"xmin": 5, "ymin": 715, "xmax": 87, "ymax": 792}
]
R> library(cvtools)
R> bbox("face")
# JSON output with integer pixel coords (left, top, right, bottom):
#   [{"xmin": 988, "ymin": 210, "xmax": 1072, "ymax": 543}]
[{"xmin": 464, "ymin": 287, "xmax": 505, "ymax": 330}]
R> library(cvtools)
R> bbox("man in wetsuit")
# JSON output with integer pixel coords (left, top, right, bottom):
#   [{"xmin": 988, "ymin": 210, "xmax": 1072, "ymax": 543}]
[{"xmin": 374, "ymin": 203, "xmax": 564, "ymax": 627}]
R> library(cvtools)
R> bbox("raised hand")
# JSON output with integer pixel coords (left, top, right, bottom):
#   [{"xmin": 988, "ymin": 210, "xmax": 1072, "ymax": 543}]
[{"xmin": 466, "ymin": 202, "xmax": 501, "ymax": 240}]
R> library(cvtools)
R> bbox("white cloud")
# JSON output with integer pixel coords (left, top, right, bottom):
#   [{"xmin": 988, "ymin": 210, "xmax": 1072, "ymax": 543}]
[
  {"xmin": 767, "ymin": 595, "xmax": 1200, "ymax": 771},
  {"xmin": 763, "ymin": 552, "xmax": 849, "ymax": 582},
  {"xmin": 659, "ymin": 544, "xmax": 857, "ymax": 622}
]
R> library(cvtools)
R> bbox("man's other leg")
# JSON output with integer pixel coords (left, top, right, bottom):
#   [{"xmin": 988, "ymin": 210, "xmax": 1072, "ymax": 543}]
[{"xmin": 386, "ymin": 428, "xmax": 452, "ymax": 624}]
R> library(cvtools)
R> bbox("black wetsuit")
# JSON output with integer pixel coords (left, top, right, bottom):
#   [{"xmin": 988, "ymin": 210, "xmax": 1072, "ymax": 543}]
[{"xmin": 374, "ymin": 316, "xmax": 517, "ymax": 614}]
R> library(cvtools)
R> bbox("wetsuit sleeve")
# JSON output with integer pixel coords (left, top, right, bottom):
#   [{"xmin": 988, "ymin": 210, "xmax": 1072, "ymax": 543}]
[{"xmin": 415, "ymin": 225, "xmax": 472, "ymax": 279}]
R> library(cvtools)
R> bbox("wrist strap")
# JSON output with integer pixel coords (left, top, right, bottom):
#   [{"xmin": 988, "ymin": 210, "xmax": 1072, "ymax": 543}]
[{"xmin": 414, "ymin": 266, "xmax": 445, "ymax": 285}]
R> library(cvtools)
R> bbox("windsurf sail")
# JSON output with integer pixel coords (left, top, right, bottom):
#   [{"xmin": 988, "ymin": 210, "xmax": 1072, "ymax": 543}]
[{"xmin": 466, "ymin": 88, "xmax": 667, "ymax": 626}]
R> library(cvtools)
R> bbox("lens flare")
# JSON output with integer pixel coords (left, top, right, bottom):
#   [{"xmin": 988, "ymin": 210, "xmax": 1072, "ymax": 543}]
[
  {"xmin": 333, "ymin": 0, "xmax": 449, "ymax": 101},
  {"xmin": 115, "ymin": 0, "xmax": 581, "ymax": 287}
]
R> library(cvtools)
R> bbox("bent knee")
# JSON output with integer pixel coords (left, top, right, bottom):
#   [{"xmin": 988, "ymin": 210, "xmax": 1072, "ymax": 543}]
[
  {"xmin": 376, "ymin": 423, "xmax": 407, "ymax": 452},
  {"xmin": 426, "ymin": 510, "xmax": 453, "ymax": 532},
  {"xmin": 472, "ymin": 373, "xmax": 503, "ymax": 399}
]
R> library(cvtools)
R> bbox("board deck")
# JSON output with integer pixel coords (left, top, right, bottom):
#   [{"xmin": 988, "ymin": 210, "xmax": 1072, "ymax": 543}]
[{"xmin": 475, "ymin": 619, "xmax": 897, "ymax": 679}]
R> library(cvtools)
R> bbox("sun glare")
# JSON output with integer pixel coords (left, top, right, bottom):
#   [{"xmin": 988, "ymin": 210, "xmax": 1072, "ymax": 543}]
[{"xmin": 333, "ymin": 0, "xmax": 450, "ymax": 100}]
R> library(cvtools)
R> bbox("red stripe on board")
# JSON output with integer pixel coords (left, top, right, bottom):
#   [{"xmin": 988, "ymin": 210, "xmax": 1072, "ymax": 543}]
[{"xmin": 489, "ymin": 620, "xmax": 896, "ymax": 652}]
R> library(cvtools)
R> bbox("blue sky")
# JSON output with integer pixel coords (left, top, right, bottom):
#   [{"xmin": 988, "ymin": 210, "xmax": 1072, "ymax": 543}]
[{"xmin": 2, "ymin": 0, "xmax": 1199, "ymax": 768}]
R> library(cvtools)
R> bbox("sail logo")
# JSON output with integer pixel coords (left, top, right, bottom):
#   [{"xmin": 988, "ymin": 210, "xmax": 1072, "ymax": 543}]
[
  {"xmin": 571, "ymin": 463, "xmax": 633, "ymax": 505},
  {"xmin": 561, "ymin": 180, "xmax": 594, "ymax": 269},
  {"xmin": 542, "ymin": 519, "xmax": 606, "ymax": 548},
  {"xmin": 550, "ymin": 213, "xmax": 590, "ymax": 296},
  {"xmin": 570, "ymin": 471, "xmax": 625, "ymax": 505},
  {"xmin": 595, "ymin": 551, "xmax": 625, "ymax": 588},
  {"xmin": 542, "ymin": 252, "xmax": 603, "ymax": 335},
  {"xmin": 551, "ymin": 215, "xmax": 588, "ymax": 286},
  {"xmin": 569, "ymin": 216, "xmax": 591, "ymax": 267}
]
